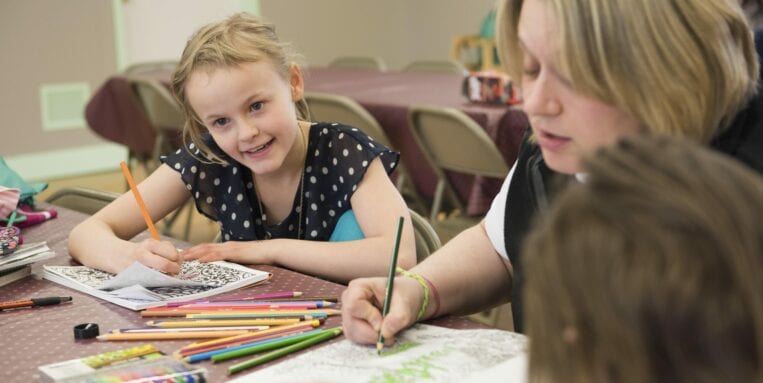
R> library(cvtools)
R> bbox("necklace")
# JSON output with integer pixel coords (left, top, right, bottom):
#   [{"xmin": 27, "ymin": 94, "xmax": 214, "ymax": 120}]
[{"xmin": 255, "ymin": 124, "xmax": 308, "ymax": 240}]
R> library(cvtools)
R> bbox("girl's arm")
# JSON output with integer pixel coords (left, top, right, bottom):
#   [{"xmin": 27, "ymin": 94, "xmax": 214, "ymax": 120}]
[
  {"xmin": 68, "ymin": 164, "xmax": 191, "ymax": 274},
  {"xmin": 182, "ymin": 158, "xmax": 416, "ymax": 284},
  {"xmin": 341, "ymin": 220, "xmax": 513, "ymax": 345}
]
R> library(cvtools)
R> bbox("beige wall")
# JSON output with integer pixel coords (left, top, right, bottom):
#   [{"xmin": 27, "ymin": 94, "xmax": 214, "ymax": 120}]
[
  {"xmin": 0, "ymin": 0, "xmax": 115, "ymax": 156},
  {"xmin": 260, "ymin": 0, "xmax": 498, "ymax": 69}
]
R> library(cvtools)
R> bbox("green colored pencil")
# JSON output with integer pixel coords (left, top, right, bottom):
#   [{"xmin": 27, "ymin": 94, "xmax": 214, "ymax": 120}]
[
  {"xmin": 212, "ymin": 328, "xmax": 333, "ymax": 363},
  {"xmin": 377, "ymin": 216, "xmax": 405, "ymax": 354},
  {"xmin": 228, "ymin": 327, "xmax": 343, "ymax": 374}
]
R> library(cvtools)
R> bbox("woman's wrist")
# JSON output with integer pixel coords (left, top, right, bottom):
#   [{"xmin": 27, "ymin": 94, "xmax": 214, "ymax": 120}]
[{"xmin": 396, "ymin": 267, "xmax": 440, "ymax": 321}]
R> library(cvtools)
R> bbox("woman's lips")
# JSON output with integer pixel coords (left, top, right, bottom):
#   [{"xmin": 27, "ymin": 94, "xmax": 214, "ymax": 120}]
[{"xmin": 536, "ymin": 130, "xmax": 571, "ymax": 151}]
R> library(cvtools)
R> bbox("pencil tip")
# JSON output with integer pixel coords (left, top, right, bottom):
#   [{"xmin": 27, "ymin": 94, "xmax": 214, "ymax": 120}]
[{"xmin": 376, "ymin": 342, "xmax": 383, "ymax": 354}]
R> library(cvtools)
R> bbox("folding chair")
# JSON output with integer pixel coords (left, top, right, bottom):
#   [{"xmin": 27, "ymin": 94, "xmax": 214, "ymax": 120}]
[{"xmin": 328, "ymin": 56, "xmax": 387, "ymax": 71}]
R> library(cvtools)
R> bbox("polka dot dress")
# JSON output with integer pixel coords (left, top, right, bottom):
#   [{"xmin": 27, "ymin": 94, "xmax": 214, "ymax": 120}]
[{"xmin": 161, "ymin": 122, "xmax": 398, "ymax": 242}]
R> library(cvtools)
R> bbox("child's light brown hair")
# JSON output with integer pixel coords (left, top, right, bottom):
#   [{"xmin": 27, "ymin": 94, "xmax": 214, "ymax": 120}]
[
  {"xmin": 171, "ymin": 12, "xmax": 308, "ymax": 164},
  {"xmin": 523, "ymin": 135, "xmax": 763, "ymax": 383}
]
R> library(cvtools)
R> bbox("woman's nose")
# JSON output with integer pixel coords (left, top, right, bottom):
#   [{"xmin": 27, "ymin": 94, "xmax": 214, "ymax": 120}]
[{"xmin": 522, "ymin": 74, "xmax": 562, "ymax": 117}]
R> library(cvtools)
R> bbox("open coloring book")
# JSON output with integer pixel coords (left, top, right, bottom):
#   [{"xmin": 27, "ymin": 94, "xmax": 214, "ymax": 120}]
[
  {"xmin": 231, "ymin": 324, "xmax": 528, "ymax": 383},
  {"xmin": 43, "ymin": 261, "xmax": 271, "ymax": 310}
]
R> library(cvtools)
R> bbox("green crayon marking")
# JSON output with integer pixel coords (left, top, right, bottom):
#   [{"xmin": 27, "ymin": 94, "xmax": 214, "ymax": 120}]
[
  {"xmin": 379, "ymin": 341, "xmax": 420, "ymax": 357},
  {"xmin": 370, "ymin": 349, "xmax": 451, "ymax": 383}
]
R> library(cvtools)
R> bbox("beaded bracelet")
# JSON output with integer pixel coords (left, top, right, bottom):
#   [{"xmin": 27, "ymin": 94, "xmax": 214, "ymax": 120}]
[{"xmin": 396, "ymin": 267, "xmax": 431, "ymax": 321}]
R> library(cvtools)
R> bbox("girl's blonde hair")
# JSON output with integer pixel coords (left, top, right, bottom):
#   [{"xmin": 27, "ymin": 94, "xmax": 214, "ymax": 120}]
[
  {"xmin": 497, "ymin": 0, "xmax": 759, "ymax": 143},
  {"xmin": 171, "ymin": 12, "xmax": 308, "ymax": 164}
]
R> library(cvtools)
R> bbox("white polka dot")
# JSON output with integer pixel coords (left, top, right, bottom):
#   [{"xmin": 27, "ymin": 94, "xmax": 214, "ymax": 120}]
[
  {"xmin": 214, "ymin": 178, "xmax": 221, "ymax": 186},
  {"xmin": 231, "ymin": 212, "xmax": 237, "ymax": 221},
  {"xmin": 329, "ymin": 209, "xmax": 335, "ymax": 217},
  {"xmin": 352, "ymin": 128, "xmax": 358, "ymax": 131},
  {"xmin": 175, "ymin": 149, "xmax": 181, "ymax": 154},
  {"xmin": 320, "ymin": 194, "xmax": 325, "ymax": 202},
  {"xmin": 356, "ymin": 144, "xmax": 362, "ymax": 151},
  {"xmin": 296, "ymin": 206, "xmax": 302, "ymax": 213},
  {"xmin": 314, "ymin": 149, "xmax": 320, "ymax": 157},
  {"xmin": 310, "ymin": 176, "xmax": 317, "ymax": 184},
  {"xmin": 311, "ymin": 230, "xmax": 318, "ymax": 237},
  {"xmin": 368, "ymin": 136, "xmax": 375, "ymax": 141},
  {"xmin": 339, "ymin": 176, "xmax": 344, "ymax": 183},
  {"xmin": 195, "ymin": 191, "xmax": 200, "ymax": 199},
  {"xmin": 391, "ymin": 161, "xmax": 396, "ymax": 168},
  {"xmin": 305, "ymin": 191, "xmax": 310, "ymax": 198},
  {"xmin": 288, "ymin": 224, "xmax": 294, "ymax": 231},
  {"xmin": 306, "ymin": 217, "xmax": 309, "ymax": 225},
  {"xmin": 206, "ymin": 196, "xmax": 213, "ymax": 204},
  {"xmin": 339, "ymin": 133, "xmax": 345, "ymax": 139},
  {"xmin": 322, "ymin": 167, "xmax": 328, "ymax": 175},
  {"xmin": 342, "ymin": 149, "xmax": 349, "ymax": 157},
  {"xmin": 352, "ymin": 185, "xmax": 358, "ymax": 191},
  {"xmin": 332, "ymin": 184, "xmax": 338, "ymax": 192},
  {"xmin": 224, "ymin": 233, "xmax": 230, "ymax": 240},
  {"xmin": 332, "ymin": 158, "xmax": 338, "ymax": 165},
  {"xmin": 369, "ymin": 143, "xmax": 376, "ymax": 148},
  {"xmin": 344, "ymin": 194, "xmax": 349, "ymax": 201},
  {"xmin": 348, "ymin": 167, "xmax": 355, "ymax": 175},
  {"xmin": 256, "ymin": 218, "xmax": 262, "ymax": 225},
  {"xmin": 328, "ymin": 142, "xmax": 333, "ymax": 148},
  {"xmin": 222, "ymin": 204, "xmax": 227, "ymax": 212},
  {"xmin": 232, "ymin": 167, "xmax": 238, "ymax": 175},
  {"xmin": 362, "ymin": 160, "xmax": 368, "ymax": 167},
  {"xmin": 322, "ymin": 128, "xmax": 328, "ymax": 134},
  {"xmin": 191, "ymin": 166, "xmax": 197, "ymax": 173},
  {"xmin": 244, "ymin": 220, "xmax": 250, "ymax": 228},
  {"xmin": 311, "ymin": 203, "xmax": 317, "ymax": 211},
  {"xmin": 200, "ymin": 171, "xmax": 206, "ymax": 179},
  {"xmin": 228, "ymin": 186, "xmax": 232, "ymax": 193},
  {"xmin": 189, "ymin": 143, "xmax": 195, "ymax": 149},
  {"xmin": 322, "ymin": 221, "xmax": 327, "ymax": 228},
  {"xmin": 174, "ymin": 163, "xmax": 181, "ymax": 170},
  {"xmin": 247, "ymin": 182, "xmax": 253, "ymax": 189},
  {"xmin": 186, "ymin": 184, "xmax": 192, "ymax": 190},
  {"xmin": 338, "ymin": 201, "xmax": 343, "ymax": 208},
  {"xmin": 237, "ymin": 193, "xmax": 243, "ymax": 202},
  {"xmin": 306, "ymin": 166, "xmax": 312, "ymax": 173}
]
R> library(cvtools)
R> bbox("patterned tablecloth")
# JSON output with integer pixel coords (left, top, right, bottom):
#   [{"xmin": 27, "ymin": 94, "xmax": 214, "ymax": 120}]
[{"xmin": 0, "ymin": 205, "xmax": 485, "ymax": 382}]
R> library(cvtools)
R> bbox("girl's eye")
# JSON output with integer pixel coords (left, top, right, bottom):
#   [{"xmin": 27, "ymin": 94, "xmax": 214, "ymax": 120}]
[
  {"xmin": 212, "ymin": 117, "xmax": 229, "ymax": 128},
  {"xmin": 522, "ymin": 64, "xmax": 540, "ymax": 78},
  {"xmin": 249, "ymin": 102, "xmax": 264, "ymax": 112}
]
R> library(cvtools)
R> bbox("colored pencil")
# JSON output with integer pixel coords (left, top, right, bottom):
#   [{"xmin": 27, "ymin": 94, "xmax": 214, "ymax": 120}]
[
  {"xmin": 120, "ymin": 160, "xmax": 159, "ymax": 240},
  {"xmin": 146, "ymin": 318, "xmax": 300, "ymax": 328},
  {"xmin": 166, "ymin": 291, "xmax": 304, "ymax": 306},
  {"xmin": 186, "ymin": 309, "xmax": 341, "ymax": 318},
  {"xmin": 140, "ymin": 307, "xmax": 340, "ymax": 317},
  {"xmin": 212, "ymin": 328, "xmax": 334, "ymax": 363},
  {"xmin": 116, "ymin": 325, "xmax": 269, "ymax": 333},
  {"xmin": 228, "ymin": 327, "xmax": 343, "ymax": 374},
  {"xmin": 377, "ymin": 216, "xmax": 404, "ymax": 354},
  {"xmin": 179, "ymin": 320, "xmax": 323, "ymax": 356},
  {"xmin": 97, "ymin": 329, "xmax": 256, "ymax": 341},
  {"xmin": 185, "ymin": 329, "xmax": 324, "ymax": 363}
]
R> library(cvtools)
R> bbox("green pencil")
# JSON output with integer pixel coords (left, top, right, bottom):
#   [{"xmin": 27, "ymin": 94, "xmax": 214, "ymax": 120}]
[
  {"xmin": 212, "ymin": 328, "xmax": 333, "ymax": 363},
  {"xmin": 376, "ymin": 216, "xmax": 405, "ymax": 354},
  {"xmin": 227, "ymin": 327, "xmax": 343, "ymax": 374}
]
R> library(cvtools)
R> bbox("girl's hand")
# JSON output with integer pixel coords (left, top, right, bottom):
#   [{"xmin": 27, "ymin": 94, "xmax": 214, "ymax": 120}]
[
  {"xmin": 181, "ymin": 241, "xmax": 272, "ymax": 264},
  {"xmin": 129, "ymin": 238, "xmax": 182, "ymax": 274},
  {"xmin": 341, "ymin": 276, "xmax": 424, "ymax": 345}
]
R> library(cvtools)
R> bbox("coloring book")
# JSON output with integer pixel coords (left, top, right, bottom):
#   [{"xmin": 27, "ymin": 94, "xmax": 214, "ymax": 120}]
[{"xmin": 43, "ymin": 261, "xmax": 271, "ymax": 310}]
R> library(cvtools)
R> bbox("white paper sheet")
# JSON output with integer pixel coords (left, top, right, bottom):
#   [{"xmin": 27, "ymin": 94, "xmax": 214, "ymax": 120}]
[
  {"xmin": 98, "ymin": 261, "xmax": 207, "ymax": 290},
  {"xmin": 230, "ymin": 324, "xmax": 527, "ymax": 383}
]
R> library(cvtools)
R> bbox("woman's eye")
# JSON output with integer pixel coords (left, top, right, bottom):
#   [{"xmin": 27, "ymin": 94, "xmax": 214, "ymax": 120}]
[{"xmin": 249, "ymin": 102, "xmax": 264, "ymax": 112}]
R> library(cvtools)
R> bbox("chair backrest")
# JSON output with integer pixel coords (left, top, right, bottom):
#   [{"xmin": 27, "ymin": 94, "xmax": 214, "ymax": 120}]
[
  {"xmin": 127, "ymin": 76, "xmax": 185, "ymax": 158},
  {"xmin": 304, "ymin": 92, "xmax": 394, "ymax": 149},
  {"xmin": 45, "ymin": 187, "xmax": 119, "ymax": 215},
  {"xmin": 409, "ymin": 208, "xmax": 441, "ymax": 262},
  {"xmin": 328, "ymin": 56, "xmax": 387, "ymax": 71},
  {"xmin": 403, "ymin": 60, "xmax": 467, "ymax": 75},
  {"xmin": 409, "ymin": 105, "xmax": 509, "ymax": 220}
]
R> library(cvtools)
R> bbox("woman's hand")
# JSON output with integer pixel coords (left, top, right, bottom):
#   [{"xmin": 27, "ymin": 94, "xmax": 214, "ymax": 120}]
[
  {"xmin": 181, "ymin": 241, "xmax": 273, "ymax": 264},
  {"xmin": 341, "ymin": 276, "xmax": 424, "ymax": 345},
  {"xmin": 129, "ymin": 238, "xmax": 183, "ymax": 274}
]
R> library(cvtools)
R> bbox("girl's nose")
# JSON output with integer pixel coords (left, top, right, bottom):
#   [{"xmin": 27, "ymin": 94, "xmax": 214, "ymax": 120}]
[{"xmin": 238, "ymin": 118, "xmax": 260, "ymax": 141}]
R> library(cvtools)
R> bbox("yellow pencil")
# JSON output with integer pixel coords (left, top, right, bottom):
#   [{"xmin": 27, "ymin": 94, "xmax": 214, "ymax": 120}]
[
  {"xmin": 97, "ymin": 329, "xmax": 255, "ymax": 341},
  {"xmin": 146, "ymin": 318, "xmax": 301, "ymax": 328}
]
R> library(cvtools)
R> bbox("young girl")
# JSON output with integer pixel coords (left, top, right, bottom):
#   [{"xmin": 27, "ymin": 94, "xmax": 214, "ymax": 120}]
[{"xmin": 68, "ymin": 13, "xmax": 416, "ymax": 283}]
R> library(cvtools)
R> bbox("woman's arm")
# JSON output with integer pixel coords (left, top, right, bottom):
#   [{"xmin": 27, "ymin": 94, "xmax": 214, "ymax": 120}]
[
  {"xmin": 341, "ymin": 220, "xmax": 513, "ymax": 344},
  {"xmin": 181, "ymin": 158, "xmax": 416, "ymax": 284},
  {"xmin": 68, "ymin": 164, "xmax": 191, "ymax": 274}
]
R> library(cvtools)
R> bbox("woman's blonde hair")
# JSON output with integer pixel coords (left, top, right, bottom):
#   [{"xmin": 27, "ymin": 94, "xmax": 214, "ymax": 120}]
[
  {"xmin": 497, "ymin": 0, "xmax": 759, "ymax": 143},
  {"xmin": 523, "ymin": 135, "xmax": 763, "ymax": 383},
  {"xmin": 171, "ymin": 12, "xmax": 308, "ymax": 164}
]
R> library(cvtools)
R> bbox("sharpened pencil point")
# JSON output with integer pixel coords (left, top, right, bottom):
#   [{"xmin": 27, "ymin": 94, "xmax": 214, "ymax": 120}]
[{"xmin": 376, "ymin": 341, "xmax": 383, "ymax": 354}]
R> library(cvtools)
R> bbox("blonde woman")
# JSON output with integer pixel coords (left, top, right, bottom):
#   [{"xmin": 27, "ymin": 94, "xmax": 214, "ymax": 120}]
[{"xmin": 342, "ymin": 0, "xmax": 763, "ymax": 343}]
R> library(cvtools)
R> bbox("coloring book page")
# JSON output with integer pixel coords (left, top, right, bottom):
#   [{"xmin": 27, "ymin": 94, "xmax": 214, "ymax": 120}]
[
  {"xmin": 230, "ymin": 324, "xmax": 527, "ymax": 383},
  {"xmin": 43, "ymin": 261, "xmax": 271, "ymax": 310}
]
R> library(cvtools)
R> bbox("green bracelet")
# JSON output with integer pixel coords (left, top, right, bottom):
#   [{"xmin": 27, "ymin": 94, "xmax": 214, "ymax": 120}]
[{"xmin": 396, "ymin": 267, "xmax": 430, "ymax": 321}]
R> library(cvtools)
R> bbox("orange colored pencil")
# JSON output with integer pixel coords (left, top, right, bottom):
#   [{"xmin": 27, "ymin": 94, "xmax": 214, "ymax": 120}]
[
  {"xmin": 97, "ymin": 329, "xmax": 255, "ymax": 341},
  {"xmin": 146, "ymin": 318, "xmax": 301, "ymax": 328},
  {"xmin": 120, "ymin": 160, "xmax": 159, "ymax": 240},
  {"xmin": 179, "ymin": 320, "xmax": 322, "ymax": 356}
]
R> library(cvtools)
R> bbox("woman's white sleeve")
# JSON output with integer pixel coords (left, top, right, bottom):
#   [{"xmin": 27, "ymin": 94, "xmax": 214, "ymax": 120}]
[{"xmin": 484, "ymin": 162, "xmax": 516, "ymax": 261}]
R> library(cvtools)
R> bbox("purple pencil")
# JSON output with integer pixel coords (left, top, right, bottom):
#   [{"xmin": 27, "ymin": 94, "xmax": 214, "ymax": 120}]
[{"xmin": 165, "ymin": 291, "xmax": 303, "ymax": 308}]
